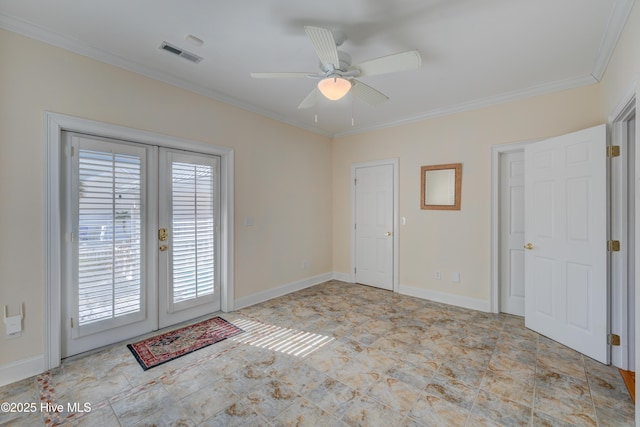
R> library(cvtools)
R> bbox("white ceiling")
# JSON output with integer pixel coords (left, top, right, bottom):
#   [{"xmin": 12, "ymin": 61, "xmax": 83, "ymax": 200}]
[{"xmin": 0, "ymin": 0, "xmax": 634, "ymax": 137}]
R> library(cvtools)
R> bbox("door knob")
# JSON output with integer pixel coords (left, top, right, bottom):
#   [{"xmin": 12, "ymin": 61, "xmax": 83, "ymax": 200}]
[
  {"xmin": 159, "ymin": 245, "xmax": 168, "ymax": 252},
  {"xmin": 385, "ymin": 231, "xmax": 392, "ymax": 236},
  {"xmin": 524, "ymin": 243, "xmax": 534, "ymax": 250}
]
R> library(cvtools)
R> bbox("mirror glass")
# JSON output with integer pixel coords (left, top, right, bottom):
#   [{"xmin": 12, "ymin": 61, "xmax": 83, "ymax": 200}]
[{"xmin": 421, "ymin": 163, "xmax": 462, "ymax": 210}]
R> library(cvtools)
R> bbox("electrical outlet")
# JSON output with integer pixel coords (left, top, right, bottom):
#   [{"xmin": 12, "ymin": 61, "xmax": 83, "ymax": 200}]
[
  {"xmin": 434, "ymin": 271, "xmax": 441, "ymax": 280},
  {"xmin": 451, "ymin": 272, "xmax": 460, "ymax": 282}
]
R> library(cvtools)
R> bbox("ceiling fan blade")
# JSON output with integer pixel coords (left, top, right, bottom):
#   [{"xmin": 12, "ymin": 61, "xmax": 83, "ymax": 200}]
[
  {"xmin": 351, "ymin": 80, "xmax": 388, "ymax": 106},
  {"xmin": 353, "ymin": 50, "xmax": 422, "ymax": 77},
  {"xmin": 250, "ymin": 72, "xmax": 315, "ymax": 78},
  {"xmin": 298, "ymin": 88, "xmax": 319, "ymax": 109},
  {"xmin": 304, "ymin": 26, "xmax": 340, "ymax": 69}
]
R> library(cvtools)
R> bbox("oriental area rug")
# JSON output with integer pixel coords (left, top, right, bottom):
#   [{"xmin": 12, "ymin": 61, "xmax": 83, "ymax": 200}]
[{"xmin": 127, "ymin": 317, "xmax": 243, "ymax": 370}]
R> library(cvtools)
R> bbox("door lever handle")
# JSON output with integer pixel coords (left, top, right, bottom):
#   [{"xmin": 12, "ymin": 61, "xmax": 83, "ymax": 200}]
[{"xmin": 524, "ymin": 243, "xmax": 534, "ymax": 250}]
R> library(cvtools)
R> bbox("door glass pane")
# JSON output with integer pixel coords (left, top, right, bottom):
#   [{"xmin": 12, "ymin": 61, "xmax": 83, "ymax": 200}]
[
  {"xmin": 77, "ymin": 149, "xmax": 142, "ymax": 325},
  {"xmin": 171, "ymin": 161, "xmax": 215, "ymax": 304}
]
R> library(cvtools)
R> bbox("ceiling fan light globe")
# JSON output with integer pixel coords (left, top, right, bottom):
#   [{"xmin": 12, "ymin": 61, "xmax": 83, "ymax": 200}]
[{"xmin": 317, "ymin": 77, "xmax": 351, "ymax": 100}]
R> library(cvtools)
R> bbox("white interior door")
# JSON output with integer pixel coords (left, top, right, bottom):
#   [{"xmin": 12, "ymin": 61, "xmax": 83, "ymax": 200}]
[
  {"xmin": 354, "ymin": 164, "xmax": 394, "ymax": 290},
  {"xmin": 524, "ymin": 124, "xmax": 608, "ymax": 363},
  {"xmin": 158, "ymin": 149, "xmax": 221, "ymax": 328},
  {"xmin": 500, "ymin": 151, "xmax": 526, "ymax": 316}
]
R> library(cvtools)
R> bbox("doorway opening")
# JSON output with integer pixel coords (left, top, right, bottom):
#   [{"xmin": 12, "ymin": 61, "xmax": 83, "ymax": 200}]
[
  {"xmin": 611, "ymin": 95, "xmax": 636, "ymax": 395},
  {"xmin": 45, "ymin": 113, "xmax": 234, "ymax": 369},
  {"xmin": 350, "ymin": 158, "xmax": 399, "ymax": 292}
]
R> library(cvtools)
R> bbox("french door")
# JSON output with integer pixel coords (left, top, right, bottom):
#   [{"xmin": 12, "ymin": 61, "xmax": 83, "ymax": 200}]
[
  {"xmin": 158, "ymin": 149, "xmax": 220, "ymax": 328},
  {"xmin": 62, "ymin": 133, "xmax": 220, "ymax": 357}
]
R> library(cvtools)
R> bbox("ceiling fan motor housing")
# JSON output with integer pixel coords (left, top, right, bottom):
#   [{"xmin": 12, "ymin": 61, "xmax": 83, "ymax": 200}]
[{"xmin": 321, "ymin": 51, "xmax": 353, "ymax": 75}]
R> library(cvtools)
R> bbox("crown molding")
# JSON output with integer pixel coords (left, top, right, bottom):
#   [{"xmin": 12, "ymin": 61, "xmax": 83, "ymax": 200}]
[
  {"xmin": 0, "ymin": 13, "xmax": 333, "ymax": 138},
  {"xmin": 1, "ymin": 0, "xmax": 633, "ymax": 140},
  {"xmin": 591, "ymin": 0, "xmax": 636, "ymax": 81},
  {"xmin": 334, "ymin": 74, "xmax": 598, "ymax": 138}
]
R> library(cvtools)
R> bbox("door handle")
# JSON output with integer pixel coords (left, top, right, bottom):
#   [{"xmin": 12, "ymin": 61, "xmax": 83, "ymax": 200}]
[
  {"xmin": 158, "ymin": 228, "xmax": 168, "ymax": 241},
  {"xmin": 159, "ymin": 245, "xmax": 168, "ymax": 252},
  {"xmin": 385, "ymin": 231, "xmax": 392, "ymax": 236},
  {"xmin": 524, "ymin": 243, "xmax": 534, "ymax": 250}
]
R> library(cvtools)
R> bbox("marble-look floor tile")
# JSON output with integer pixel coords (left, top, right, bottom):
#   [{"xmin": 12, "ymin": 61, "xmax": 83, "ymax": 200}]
[
  {"xmin": 425, "ymin": 373, "xmax": 479, "ymax": 410},
  {"xmin": 277, "ymin": 362, "xmax": 326, "ymax": 395},
  {"xmin": 366, "ymin": 375, "xmax": 422, "ymax": 413},
  {"xmin": 408, "ymin": 393, "xmax": 470, "ymax": 426},
  {"xmin": 110, "ymin": 382, "xmax": 179, "ymax": 427},
  {"xmin": 470, "ymin": 389, "xmax": 531, "ymax": 426},
  {"xmin": 242, "ymin": 379, "xmax": 299, "ymax": 420},
  {"xmin": 200, "ymin": 401, "xmax": 271, "ymax": 427},
  {"xmin": 272, "ymin": 396, "xmax": 340, "ymax": 427},
  {"xmin": 594, "ymin": 404, "xmax": 636, "ymax": 427},
  {"xmin": 437, "ymin": 356, "xmax": 487, "ymax": 388},
  {"xmin": 304, "ymin": 377, "xmax": 359, "ymax": 418},
  {"xmin": 342, "ymin": 395, "xmax": 406, "ymax": 427},
  {"xmin": 488, "ymin": 352, "xmax": 536, "ymax": 387},
  {"xmin": 480, "ymin": 370, "xmax": 533, "ymax": 407},
  {"xmin": 330, "ymin": 360, "xmax": 383, "ymax": 394},
  {"xmin": 536, "ymin": 353, "xmax": 587, "ymax": 382},
  {"xmin": 384, "ymin": 359, "xmax": 435, "ymax": 390},
  {"xmin": 534, "ymin": 386, "xmax": 597, "ymax": 427},
  {"xmin": 535, "ymin": 368, "xmax": 591, "ymax": 402},
  {"xmin": 1, "ymin": 280, "xmax": 635, "ymax": 427},
  {"xmin": 532, "ymin": 410, "xmax": 581, "ymax": 427}
]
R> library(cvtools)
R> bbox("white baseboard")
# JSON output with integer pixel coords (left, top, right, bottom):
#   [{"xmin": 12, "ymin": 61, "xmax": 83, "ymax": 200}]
[
  {"xmin": 0, "ymin": 354, "xmax": 45, "ymax": 387},
  {"xmin": 332, "ymin": 272, "xmax": 354, "ymax": 283},
  {"xmin": 398, "ymin": 284, "xmax": 491, "ymax": 313},
  {"xmin": 234, "ymin": 272, "xmax": 334, "ymax": 310}
]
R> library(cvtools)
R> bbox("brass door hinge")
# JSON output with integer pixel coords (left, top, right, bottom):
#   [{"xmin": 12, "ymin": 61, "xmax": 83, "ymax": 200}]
[
  {"xmin": 607, "ymin": 145, "xmax": 620, "ymax": 158},
  {"xmin": 608, "ymin": 334, "xmax": 621, "ymax": 346},
  {"xmin": 608, "ymin": 240, "xmax": 621, "ymax": 252}
]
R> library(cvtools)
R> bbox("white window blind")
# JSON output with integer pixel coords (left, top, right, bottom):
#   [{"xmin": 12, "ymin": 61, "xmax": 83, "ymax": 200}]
[
  {"xmin": 171, "ymin": 161, "xmax": 215, "ymax": 304},
  {"xmin": 77, "ymin": 148, "xmax": 142, "ymax": 326}
]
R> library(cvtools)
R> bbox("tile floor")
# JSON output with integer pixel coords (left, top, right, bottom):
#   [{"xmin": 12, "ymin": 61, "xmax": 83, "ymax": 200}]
[{"xmin": 0, "ymin": 280, "xmax": 635, "ymax": 426}]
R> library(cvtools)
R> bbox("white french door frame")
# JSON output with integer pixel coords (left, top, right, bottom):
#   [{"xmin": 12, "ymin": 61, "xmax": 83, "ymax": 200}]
[
  {"xmin": 349, "ymin": 158, "xmax": 399, "ymax": 291},
  {"xmin": 45, "ymin": 112, "xmax": 234, "ymax": 370}
]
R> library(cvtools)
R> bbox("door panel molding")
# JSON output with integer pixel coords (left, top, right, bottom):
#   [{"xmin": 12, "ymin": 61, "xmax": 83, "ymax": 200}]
[{"xmin": 45, "ymin": 112, "xmax": 234, "ymax": 369}]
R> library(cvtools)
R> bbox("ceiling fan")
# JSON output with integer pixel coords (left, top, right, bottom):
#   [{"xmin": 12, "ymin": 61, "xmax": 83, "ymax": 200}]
[{"xmin": 251, "ymin": 26, "xmax": 422, "ymax": 109}]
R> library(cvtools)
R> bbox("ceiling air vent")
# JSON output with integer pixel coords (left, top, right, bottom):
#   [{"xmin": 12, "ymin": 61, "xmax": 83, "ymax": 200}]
[{"xmin": 160, "ymin": 42, "xmax": 202, "ymax": 63}]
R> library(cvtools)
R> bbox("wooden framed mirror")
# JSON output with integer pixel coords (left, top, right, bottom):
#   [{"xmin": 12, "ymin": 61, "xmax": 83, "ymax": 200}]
[{"xmin": 420, "ymin": 163, "xmax": 462, "ymax": 210}]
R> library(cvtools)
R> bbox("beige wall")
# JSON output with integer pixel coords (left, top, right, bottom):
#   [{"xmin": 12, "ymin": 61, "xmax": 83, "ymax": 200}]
[
  {"xmin": 2, "ymin": 1, "xmax": 639, "ymax": 373},
  {"xmin": 332, "ymin": 86, "xmax": 605, "ymax": 303},
  {"xmin": 332, "ymin": 2, "xmax": 640, "ymax": 307},
  {"xmin": 0, "ymin": 29, "xmax": 333, "ymax": 365}
]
